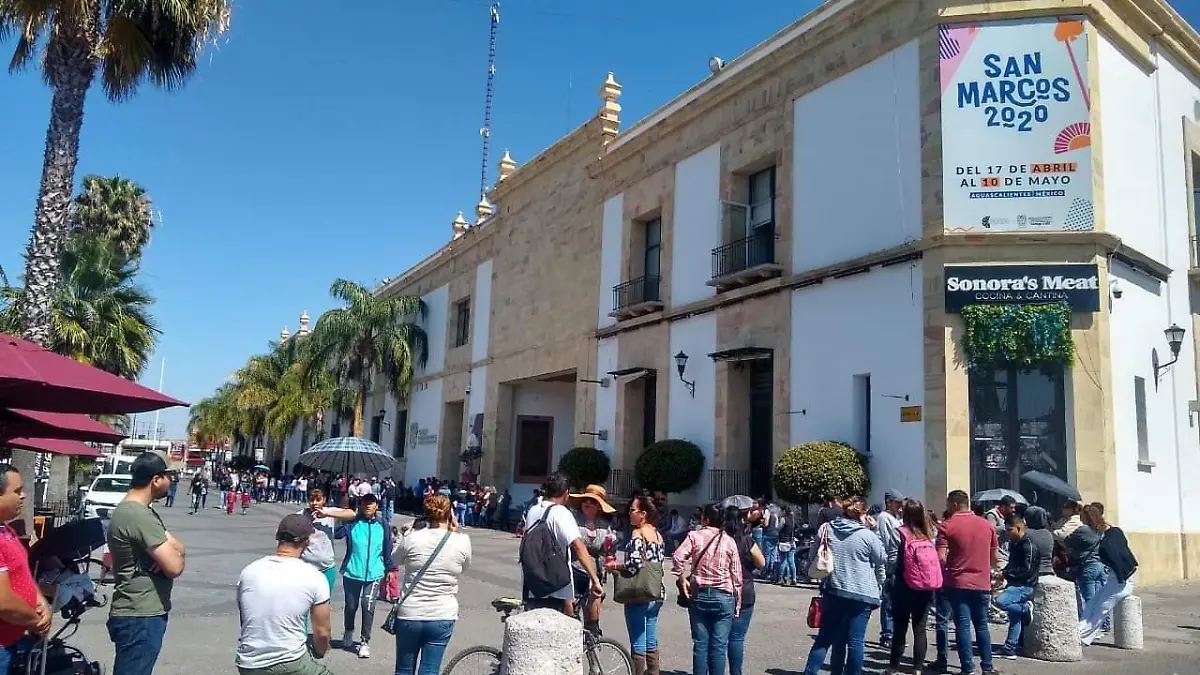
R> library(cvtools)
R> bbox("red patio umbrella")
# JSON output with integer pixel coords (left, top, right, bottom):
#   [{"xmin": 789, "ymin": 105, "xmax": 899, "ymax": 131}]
[
  {"xmin": 4, "ymin": 437, "xmax": 101, "ymax": 458},
  {"xmin": 0, "ymin": 334, "xmax": 186, "ymax": 414},
  {"xmin": 0, "ymin": 409, "xmax": 126, "ymax": 445}
]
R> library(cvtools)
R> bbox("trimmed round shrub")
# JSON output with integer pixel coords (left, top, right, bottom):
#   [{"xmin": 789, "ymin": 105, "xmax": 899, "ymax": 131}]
[
  {"xmin": 635, "ymin": 439, "xmax": 705, "ymax": 494},
  {"xmin": 557, "ymin": 446, "xmax": 611, "ymax": 489},
  {"xmin": 773, "ymin": 441, "xmax": 869, "ymax": 505}
]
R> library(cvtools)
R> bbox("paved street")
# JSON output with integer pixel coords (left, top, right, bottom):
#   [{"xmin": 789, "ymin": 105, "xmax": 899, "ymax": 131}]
[{"xmin": 60, "ymin": 503, "xmax": 1200, "ymax": 675}]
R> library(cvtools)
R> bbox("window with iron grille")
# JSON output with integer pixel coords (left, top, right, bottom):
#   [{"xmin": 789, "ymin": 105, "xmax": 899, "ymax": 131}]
[{"xmin": 454, "ymin": 298, "xmax": 471, "ymax": 347}]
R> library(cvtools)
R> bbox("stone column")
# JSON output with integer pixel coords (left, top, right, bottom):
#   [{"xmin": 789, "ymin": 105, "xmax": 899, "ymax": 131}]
[
  {"xmin": 1112, "ymin": 594, "xmax": 1144, "ymax": 650},
  {"xmin": 500, "ymin": 608, "xmax": 583, "ymax": 675},
  {"xmin": 1025, "ymin": 575, "xmax": 1082, "ymax": 662}
]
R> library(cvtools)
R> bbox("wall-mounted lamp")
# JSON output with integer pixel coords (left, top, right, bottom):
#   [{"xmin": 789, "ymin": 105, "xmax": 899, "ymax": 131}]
[
  {"xmin": 581, "ymin": 377, "xmax": 611, "ymax": 388},
  {"xmin": 675, "ymin": 351, "xmax": 696, "ymax": 398},
  {"xmin": 377, "ymin": 409, "xmax": 391, "ymax": 429},
  {"xmin": 580, "ymin": 430, "xmax": 609, "ymax": 441},
  {"xmin": 1152, "ymin": 323, "xmax": 1186, "ymax": 389}
]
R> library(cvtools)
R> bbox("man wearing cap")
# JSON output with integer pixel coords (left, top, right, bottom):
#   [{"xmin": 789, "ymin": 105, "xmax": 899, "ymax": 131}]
[
  {"xmin": 107, "ymin": 452, "xmax": 186, "ymax": 675},
  {"xmin": 236, "ymin": 515, "xmax": 333, "ymax": 675},
  {"xmin": 874, "ymin": 489, "xmax": 905, "ymax": 650}
]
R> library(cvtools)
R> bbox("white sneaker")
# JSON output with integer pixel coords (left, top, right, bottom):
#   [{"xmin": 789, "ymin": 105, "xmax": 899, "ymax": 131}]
[
  {"xmin": 357, "ymin": 643, "xmax": 370, "ymax": 659},
  {"xmin": 341, "ymin": 631, "xmax": 354, "ymax": 648}
]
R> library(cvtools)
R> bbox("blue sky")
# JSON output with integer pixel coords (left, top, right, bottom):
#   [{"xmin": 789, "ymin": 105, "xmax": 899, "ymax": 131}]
[{"xmin": 1, "ymin": 0, "xmax": 1198, "ymax": 439}]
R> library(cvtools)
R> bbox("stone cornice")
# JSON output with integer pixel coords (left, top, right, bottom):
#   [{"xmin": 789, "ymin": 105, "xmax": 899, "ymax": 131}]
[
  {"xmin": 486, "ymin": 119, "xmax": 603, "ymax": 205},
  {"xmin": 375, "ymin": 225, "xmax": 496, "ymax": 299}
]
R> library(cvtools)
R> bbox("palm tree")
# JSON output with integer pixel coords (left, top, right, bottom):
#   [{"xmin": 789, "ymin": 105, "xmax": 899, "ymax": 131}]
[
  {"xmin": 0, "ymin": 231, "xmax": 159, "ymax": 379},
  {"xmin": 189, "ymin": 382, "xmax": 240, "ymax": 451},
  {"xmin": 71, "ymin": 175, "xmax": 156, "ymax": 259},
  {"xmin": 306, "ymin": 279, "xmax": 428, "ymax": 437},
  {"xmin": 0, "ymin": 0, "xmax": 231, "ymax": 347}
]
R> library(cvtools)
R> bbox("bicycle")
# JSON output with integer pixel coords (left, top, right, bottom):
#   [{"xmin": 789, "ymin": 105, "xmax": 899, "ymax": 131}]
[{"xmin": 442, "ymin": 597, "xmax": 634, "ymax": 675}]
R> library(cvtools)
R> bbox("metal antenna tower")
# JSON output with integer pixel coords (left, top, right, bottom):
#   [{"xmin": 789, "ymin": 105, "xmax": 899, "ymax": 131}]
[{"xmin": 478, "ymin": 0, "xmax": 500, "ymax": 202}]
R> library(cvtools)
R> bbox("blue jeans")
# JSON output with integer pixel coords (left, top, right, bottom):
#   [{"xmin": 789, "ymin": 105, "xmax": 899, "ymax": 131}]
[
  {"xmin": 879, "ymin": 577, "xmax": 894, "ymax": 641},
  {"xmin": 776, "ymin": 547, "xmax": 798, "ymax": 583},
  {"xmin": 934, "ymin": 591, "xmax": 951, "ymax": 662},
  {"xmin": 688, "ymin": 587, "xmax": 735, "ymax": 675},
  {"xmin": 381, "ymin": 498, "xmax": 394, "ymax": 524},
  {"xmin": 1075, "ymin": 563, "xmax": 1106, "ymax": 621},
  {"xmin": 108, "ymin": 614, "xmax": 169, "ymax": 675},
  {"xmin": 728, "ymin": 604, "xmax": 754, "ymax": 675},
  {"xmin": 761, "ymin": 536, "xmax": 778, "ymax": 578},
  {"xmin": 944, "ymin": 588, "xmax": 993, "ymax": 673},
  {"xmin": 0, "ymin": 641, "xmax": 20, "ymax": 674},
  {"xmin": 994, "ymin": 585, "xmax": 1035, "ymax": 653},
  {"xmin": 393, "ymin": 619, "xmax": 456, "ymax": 675},
  {"xmin": 622, "ymin": 601, "xmax": 662, "ymax": 655},
  {"xmin": 802, "ymin": 594, "xmax": 874, "ymax": 675}
]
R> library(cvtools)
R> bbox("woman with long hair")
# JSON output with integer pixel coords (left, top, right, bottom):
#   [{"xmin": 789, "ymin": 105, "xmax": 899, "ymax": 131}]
[
  {"xmin": 335, "ymin": 494, "xmax": 397, "ymax": 659},
  {"xmin": 1077, "ymin": 504, "xmax": 1137, "ymax": 646},
  {"xmin": 726, "ymin": 506, "xmax": 765, "ymax": 675},
  {"xmin": 885, "ymin": 499, "xmax": 938, "ymax": 674},
  {"xmin": 393, "ymin": 494, "xmax": 472, "ymax": 675},
  {"xmin": 672, "ymin": 503, "xmax": 743, "ymax": 675},
  {"xmin": 606, "ymin": 495, "xmax": 666, "ymax": 675}
]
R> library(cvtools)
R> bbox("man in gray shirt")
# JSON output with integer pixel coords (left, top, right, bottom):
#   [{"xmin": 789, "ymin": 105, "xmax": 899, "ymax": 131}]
[{"xmin": 874, "ymin": 490, "xmax": 904, "ymax": 649}]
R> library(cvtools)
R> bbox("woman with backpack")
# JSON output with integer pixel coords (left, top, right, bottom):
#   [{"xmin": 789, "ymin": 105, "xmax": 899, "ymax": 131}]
[
  {"xmin": 725, "ymin": 506, "xmax": 765, "ymax": 675},
  {"xmin": 885, "ymin": 499, "xmax": 942, "ymax": 674}
]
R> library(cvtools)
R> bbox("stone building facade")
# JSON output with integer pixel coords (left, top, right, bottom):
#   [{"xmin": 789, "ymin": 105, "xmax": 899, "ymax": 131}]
[{"xmin": 290, "ymin": 0, "xmax": 1200, "ymax": 584}]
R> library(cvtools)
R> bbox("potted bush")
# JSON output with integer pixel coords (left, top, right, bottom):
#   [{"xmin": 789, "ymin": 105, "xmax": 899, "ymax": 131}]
[
  {"xmin": 635, "ymin": 439, "xmax": 704, "ymax": 494},
  {"xmin": 557, "ymin": 447, "xmax": 611, "ymax": 489},
  {"xmin": 772, "ymin": 441, "xmax": 869, "ymax": 504}
]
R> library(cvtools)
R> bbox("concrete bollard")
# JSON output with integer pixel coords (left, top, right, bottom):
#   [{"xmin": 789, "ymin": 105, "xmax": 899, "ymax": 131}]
[
  {"xmin": 1112, "ymin": 594, "xmax": 1144, "ymax": 650},
  {"xmin": 500, "ymin": 608, "xmax": 584, "ymax": 675},
  {"xmin": 1025, "ymin": 575, "xmax": 1082, "ymax": 662}
]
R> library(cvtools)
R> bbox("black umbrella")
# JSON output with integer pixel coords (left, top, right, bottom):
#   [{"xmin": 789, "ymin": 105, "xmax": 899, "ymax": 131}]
[{"xmin": 1021, "ymin": 470, "xmax": 1081, "ymax": 501}]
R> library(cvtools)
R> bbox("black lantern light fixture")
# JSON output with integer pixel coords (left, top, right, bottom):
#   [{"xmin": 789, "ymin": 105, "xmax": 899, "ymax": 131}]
[
  {"xmin": 378, "ymin": 408, "xmax": 391, "ymax": 429},
  {"xmin": 675, "ymin": 351, "xmax": 695, "ymax": 398},
  {"xmin": 1153, "ymin": 323, "xmax": 1187, "ymax": 388}
]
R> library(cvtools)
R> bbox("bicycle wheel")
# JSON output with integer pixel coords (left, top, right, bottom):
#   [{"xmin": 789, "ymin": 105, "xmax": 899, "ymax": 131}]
[
  {"xmin": 441, "ymin": 645, "xmax": 501, "ymax": 675},
  {"xmin": 585, "ymin": 637, "xmax": 634, "ymax": 675}
]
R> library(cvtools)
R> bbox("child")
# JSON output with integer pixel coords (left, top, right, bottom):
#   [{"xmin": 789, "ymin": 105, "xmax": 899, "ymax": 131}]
[
  {"xmin": 994, "ymin": 513, "xmax": 1038, "ymax": 659},
  {"xmin": 240, "ymin": 489, "xmax": 252, "ymax": 515},
  {"xmin": 225, "ymin": 487, "xmax": 236, "ymax": 515}
]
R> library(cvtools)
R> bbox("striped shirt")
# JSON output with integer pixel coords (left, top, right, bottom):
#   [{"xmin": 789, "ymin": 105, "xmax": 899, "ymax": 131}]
[{"xmin": 671, "ymin": 527, "xmax": 743, "ymax": 597}]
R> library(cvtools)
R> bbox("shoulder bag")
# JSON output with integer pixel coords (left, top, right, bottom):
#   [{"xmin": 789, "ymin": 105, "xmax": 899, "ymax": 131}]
[
  {"xmin": 676, "ymin": 530, "xmax": 722, "ymax": 609},
  {"xmin": 381, "ymin": 529, "xmax": 454, "ymax": 635},
  {"xmin": 613, "ymin": 532, "xmax": 664, "ymax": 605},
  {"xmin": 808, "ymin": 522, "xmax": 834, "ymax": 580}
]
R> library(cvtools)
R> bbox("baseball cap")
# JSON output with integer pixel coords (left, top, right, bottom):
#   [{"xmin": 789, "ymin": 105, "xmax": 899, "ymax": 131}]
[
  {"xmin": 884, "ymin": 490, "xmax": 905, "ymax": 503},
  {"xmin": 359, "ymin": 493, "xmax": 379, "ymax": 504},
  {"xmin": 276, "ymin": 514, "xmax": 316, "ymax": 543},
  {"xmin": 131, "ymin": 452, "xmax": 170, "ymax": 485}
]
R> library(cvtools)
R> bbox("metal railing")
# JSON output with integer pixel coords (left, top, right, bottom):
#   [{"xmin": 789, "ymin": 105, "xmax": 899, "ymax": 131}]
[
  {"xmin": 707, "ymin": 469, "xmax": 751, "ymax": 503},
  {"xmin": 606, "ymin": 469, "xmax": 636, "ymax": 499},
  {"xmin": 711, "ymin": 232, "xmax": 775, "ymax": 279},
  {"xmin": 612, "ymin": 275, "xmax": 661, "ymax": 312}
]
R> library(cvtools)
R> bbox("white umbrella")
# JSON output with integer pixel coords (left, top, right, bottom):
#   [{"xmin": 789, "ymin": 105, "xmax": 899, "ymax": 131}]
[{"xmin": 297, "ymin": 437, "xmax": 395, "ymax": 476}]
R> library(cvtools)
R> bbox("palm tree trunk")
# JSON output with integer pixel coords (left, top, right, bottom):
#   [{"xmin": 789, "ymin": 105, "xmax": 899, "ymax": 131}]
[{"xmin": 352, "ymin": 382, "xmax": 367, "ymax": 437}]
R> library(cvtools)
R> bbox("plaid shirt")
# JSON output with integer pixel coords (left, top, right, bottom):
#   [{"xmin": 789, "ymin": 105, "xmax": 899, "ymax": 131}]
[{"xmin": 672, "ymin": 527, "xmax": 743, "ymax": 597}]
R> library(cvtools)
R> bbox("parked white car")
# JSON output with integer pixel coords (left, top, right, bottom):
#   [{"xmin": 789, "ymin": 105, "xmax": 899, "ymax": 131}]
[{"xmin": 81, "ymin": 474, "xmax": 132, "ymax": 520}]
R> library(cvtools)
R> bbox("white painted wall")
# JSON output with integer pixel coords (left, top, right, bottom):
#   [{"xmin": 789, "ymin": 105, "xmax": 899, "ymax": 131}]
[
  {"xmin": 667, "ymin": 314, "xmax": 717, "ymax": 504},
  {"xmin": 472, "ymin": 260, "xmax": 493, "ymax": 363},
  {"xmin": 598, "ymin": 195, "xmax": 625, "ymax": 328},
  {"xmin": 405, "ymin": 378, "xmax": 443, "ymax": 485},
  {"xmin": 790, "ymin": 261, "xmax": 925, "ymax": 503},
  {"xmin": 594, "ymin": 338, "xmax": 620, "ymax": 457},
  {"xmin": 793, "ymin": 41, "xmax": 921, "ymax": 271},
  {"xmin": 671, "ymin": 144, "xmax": 722, "ymax": 306},
  {"xmin": 283, "ymin": 420, "xmax": 303, "ymax": 471},
  {"xmin": 508, "ymin": 381, "xmax": 577, "ymax": 504},
  {"xmin": 421, "ymin": 284, "xmax": 449, "ymax": 375}
]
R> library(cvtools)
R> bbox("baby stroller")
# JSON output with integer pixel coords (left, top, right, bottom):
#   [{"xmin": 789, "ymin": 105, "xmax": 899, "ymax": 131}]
[{"xmin": 16, "ymin": 518, "xmax": 109, "ymax": 675}]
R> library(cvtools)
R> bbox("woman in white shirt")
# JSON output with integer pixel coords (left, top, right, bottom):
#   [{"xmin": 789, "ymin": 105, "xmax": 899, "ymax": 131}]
[{"xmin": 393, "ymin": 494, "xmax": 472, "ymax": 675}]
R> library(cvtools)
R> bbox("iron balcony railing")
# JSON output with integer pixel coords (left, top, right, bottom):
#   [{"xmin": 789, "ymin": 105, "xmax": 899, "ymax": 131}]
[
  {"xmin": 612, "ymin": 275, "xmax": 661, "ymax": 312},
  {"xmin": 711, "ymin": 232, "xmax": 775, "ymax": 279},
  {"xmin": 707, "ymin": 469, "xmax": 751, "ymax": 504}
]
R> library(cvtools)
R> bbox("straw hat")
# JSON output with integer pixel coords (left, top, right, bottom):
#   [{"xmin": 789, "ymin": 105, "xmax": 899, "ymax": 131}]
[{"xmin": 569, "ymin": 484, "xmax": 617, "ymax": 514}]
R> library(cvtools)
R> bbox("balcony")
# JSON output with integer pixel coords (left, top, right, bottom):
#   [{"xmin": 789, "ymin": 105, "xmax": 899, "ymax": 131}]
[
  {"xmin": 610, "ymin": 275, "xmax": 663, "ymax": 320},
  {"xmin": 708, "ymin": 232, "xmax": 783, "ymax": 291},
  {"xmin": 1191, "ymin": 235, "xmax": 1200, "ymax": 285}
]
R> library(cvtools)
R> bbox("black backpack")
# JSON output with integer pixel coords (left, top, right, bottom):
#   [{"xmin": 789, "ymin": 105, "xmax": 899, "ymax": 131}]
[{"xmin": 519, "ymin": 504, "xmax": 572, "ymax": 598}]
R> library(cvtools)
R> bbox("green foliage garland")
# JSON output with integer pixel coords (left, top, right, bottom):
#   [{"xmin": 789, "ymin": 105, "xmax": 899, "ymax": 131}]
[{"xmin": 960, "ymin": 302, "xmax": 1075, "ymax": 370}]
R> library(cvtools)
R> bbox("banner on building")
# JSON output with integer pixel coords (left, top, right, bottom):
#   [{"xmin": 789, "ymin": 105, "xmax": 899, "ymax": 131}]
[
  {"xmin": 940, "ymin": 17, "xmax": 1093, "ymax": 232},
  {"xmin": 944, "ymin": 263, "xmax": 1100, "ymax": 312}
]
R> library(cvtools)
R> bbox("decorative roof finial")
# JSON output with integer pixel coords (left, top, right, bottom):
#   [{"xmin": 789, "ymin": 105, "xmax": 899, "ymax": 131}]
[
  {"xmin": 599, "ymin": 72, "xmax": 622, "ymax": 143},
  {"xmin": 498, "ymin": 150, "xmax": 517, "ymax": 181},
  {"xmin": 297, "ymin": 310, "xmax": 310, "ymax": 336},
  {"xmin": 475, "ymin": 196, "xmax": 494, "ymax": 224},
  {"xmin": 452, "ymin": 211, "xmax": 470, "ymax": 239},
  {"xmin": 280, "ymin": 326, "xmax": 290, "ymax": 342}
]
